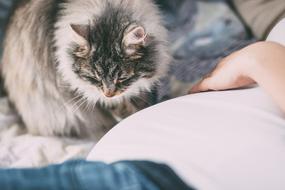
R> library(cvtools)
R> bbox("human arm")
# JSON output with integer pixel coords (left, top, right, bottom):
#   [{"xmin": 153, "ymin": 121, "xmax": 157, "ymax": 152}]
[{"xmin": 191, "ymin": 41, "xmax": 285, "ymax": 113}]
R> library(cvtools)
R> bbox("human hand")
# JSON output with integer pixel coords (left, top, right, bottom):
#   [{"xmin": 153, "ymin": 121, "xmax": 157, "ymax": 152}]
[{"xmin": 189, "ymin": 45, "xmax": 257, "ymax": 93}]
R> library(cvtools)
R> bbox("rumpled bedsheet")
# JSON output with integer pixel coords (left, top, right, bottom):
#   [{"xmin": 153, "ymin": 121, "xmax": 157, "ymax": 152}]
[{"xmin": 0, "ymin": 0, "xmax": 254, "ymax": 167}]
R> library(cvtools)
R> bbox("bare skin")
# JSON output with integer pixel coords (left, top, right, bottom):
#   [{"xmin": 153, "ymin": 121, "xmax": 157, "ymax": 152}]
[{"xmin": 190, "ymin": 41, "xmax": 285, "ymax": 113}]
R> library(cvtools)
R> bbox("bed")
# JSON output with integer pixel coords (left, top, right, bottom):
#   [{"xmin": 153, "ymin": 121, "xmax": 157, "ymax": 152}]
[{"xmin": 0, "ymin": 0, "xmax": 254, "ymax": 168}]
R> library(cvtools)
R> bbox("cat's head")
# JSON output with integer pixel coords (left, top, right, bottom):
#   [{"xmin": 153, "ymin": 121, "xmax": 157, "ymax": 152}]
[{"xmin": 55, "ymin": 7, "xmax": 169, "ymax": 105}]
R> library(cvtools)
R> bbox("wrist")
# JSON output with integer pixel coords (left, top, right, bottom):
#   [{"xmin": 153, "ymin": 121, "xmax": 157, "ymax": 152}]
[
  {"xmin": 243, "ymin": 41, "xmax": 285, "ymax": 81},
  {"xmin": 240, "ymin": 52, "xmax": 258, "ymax": 82},
  {"xmin": 237, "ymin": 42, "xmax": 269, "ymax": 82}
]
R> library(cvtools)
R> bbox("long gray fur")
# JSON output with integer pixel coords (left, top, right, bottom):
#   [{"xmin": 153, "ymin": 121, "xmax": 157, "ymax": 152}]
[{"xmin": 1, "ymin": 0, "xmax": 170, "ymax": 139}]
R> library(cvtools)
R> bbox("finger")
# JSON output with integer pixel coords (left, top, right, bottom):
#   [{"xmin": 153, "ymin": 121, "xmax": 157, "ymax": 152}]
[{"xmin": 190, "ymin": 77, "xmax": 214, "ymax": 93}]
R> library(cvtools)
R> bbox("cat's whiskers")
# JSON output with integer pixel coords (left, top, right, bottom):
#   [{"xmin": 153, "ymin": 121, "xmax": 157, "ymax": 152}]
[
  {"xmin": 65, "ymin": 94, "xmax": 83, "ymax": 110},
  {"xmin": 83, "ymin": 97, "xmax": 95, "ymax": 112},
  {"xmin": 70, "ymin": 95, "xmax": 86, "ymax": 113},
  {"xmin": 71, "ymin": 98, "xmax": 85, "ymax": 113},
  {"xmin": 73, "ymin": 96, "xmax": 91, "ymax": 113},
  {"xmin": 58, "ymin": 93, "xmax": 82, "ymax": 113},
  {"xmin": 66, "ymin": 93, "xmax": 83, "ymax": 104},
  {"xmin": 91, "ymin": 98, "xmax": 99, "ymax": 113},
  {"xmin": 57, "ymin": 83, "xmax": 71, "ymax": 88}
]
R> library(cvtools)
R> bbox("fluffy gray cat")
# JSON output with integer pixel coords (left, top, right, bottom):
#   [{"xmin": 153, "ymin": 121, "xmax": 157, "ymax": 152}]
[{"xmin": 1, "ymin": 0, "xmax": 170, "ymax": 139}]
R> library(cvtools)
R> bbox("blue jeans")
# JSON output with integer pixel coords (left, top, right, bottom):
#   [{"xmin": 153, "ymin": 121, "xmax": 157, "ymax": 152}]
[{"xmin": 0, "ymin": 160, "xmax": 193, "ymax": 190}]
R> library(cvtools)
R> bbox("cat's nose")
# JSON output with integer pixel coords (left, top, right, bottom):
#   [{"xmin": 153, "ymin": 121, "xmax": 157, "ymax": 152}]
[
  {"xmin": 102, "ymin": 82, "xmax": 116, "ymax": 97},
  {"xmin": 104, "ymin": 90, "xmax": 116, "ymax": 98}
]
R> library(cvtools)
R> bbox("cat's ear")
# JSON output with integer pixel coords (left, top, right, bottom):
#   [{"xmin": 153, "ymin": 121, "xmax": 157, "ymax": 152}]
[
  {"xmin": 70, "ymin": 24, "xmax": 90, "ymax": 58},
  {"xmin": 70, "ymin": 24, "xmax": 90, "ymax": 40},
  {"xmin": 123, "ymin": 25, "xmax": 147, "ymax": 55}
]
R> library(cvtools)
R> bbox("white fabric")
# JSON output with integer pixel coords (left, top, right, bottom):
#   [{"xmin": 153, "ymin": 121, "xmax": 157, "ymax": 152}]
[
  {"xmin": 0, "ymin": 128, "xmax": 94, "ymax": 168},
  {"xmin": 0, "ymin": 99, "xmax": 95, "ymax": 168},
  {"xmin": 88, "ymin": 87, "xmax": 285, "ymax": 190},
  {"xmin": 267, "ymin": 18, "xmax": 285, "ymax": 45},
  {"xmin": 88, "ymin": 19, "xmax": 285, "ymax": 190}
]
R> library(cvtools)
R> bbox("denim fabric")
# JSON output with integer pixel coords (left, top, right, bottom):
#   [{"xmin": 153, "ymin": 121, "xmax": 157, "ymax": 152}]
[{"xmin": 0, "ymin": 160, "xmax": 193, "ymax": 190}]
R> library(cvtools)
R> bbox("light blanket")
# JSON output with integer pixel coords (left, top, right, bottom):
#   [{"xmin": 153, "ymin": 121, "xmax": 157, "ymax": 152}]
[{"xmin": 0, "ymin": 98, "xmax": 95, "ymax": 167}]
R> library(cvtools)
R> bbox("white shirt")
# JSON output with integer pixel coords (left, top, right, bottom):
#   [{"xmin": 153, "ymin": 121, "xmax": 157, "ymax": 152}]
[{"xmin": 88, "ymin": 19, "xmax": 285, "ymax": 190}]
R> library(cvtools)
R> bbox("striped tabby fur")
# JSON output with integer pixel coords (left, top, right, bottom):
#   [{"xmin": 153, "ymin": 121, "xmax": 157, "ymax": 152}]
[{"xmin": 1, "ymin": 0, "xmax": 170, "ymax": 139}]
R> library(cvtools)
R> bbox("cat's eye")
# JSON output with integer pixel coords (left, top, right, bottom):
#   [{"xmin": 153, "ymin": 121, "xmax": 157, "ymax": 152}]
[
  {"xmin": 82, "ymin": 76, "xmax": 101, "ymax": 85},
  {"xmin": 117, "ymin": 77, "xmax": 129, "ymax": 83}
]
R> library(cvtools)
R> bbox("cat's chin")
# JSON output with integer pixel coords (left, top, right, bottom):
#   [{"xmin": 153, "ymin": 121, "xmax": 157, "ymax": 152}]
[
  {"xmin": 97, "ymin": 82, "xmax": 150, "ymax": 107},
  {"xmin": 97, "ymin": 88, "xmax": 139, "ymax": 107},
  {"xmin": 98, "ymin": 77, "xmax": 157, "ymax": 107},
  {"xmin": 98, "ymin": 94, "xmax": 126, "ymax": 107}
]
